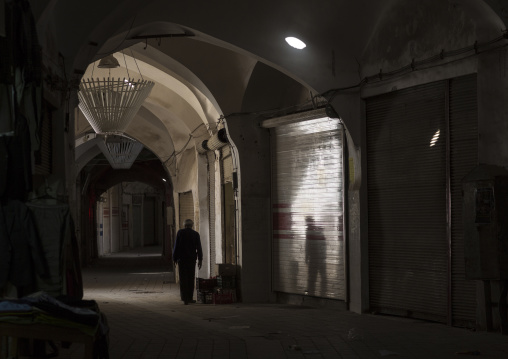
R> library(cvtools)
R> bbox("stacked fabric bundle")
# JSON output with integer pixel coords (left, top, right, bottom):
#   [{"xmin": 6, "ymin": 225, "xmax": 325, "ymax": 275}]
[{"xmin": 0, "ymin": 292, "xmax": 109, "ymax": 357}]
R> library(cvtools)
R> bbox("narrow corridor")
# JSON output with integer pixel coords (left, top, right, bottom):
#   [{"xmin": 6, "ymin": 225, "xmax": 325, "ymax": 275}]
[{"xmin": 59, "ymin": 247, "xmax": 508, "ymax": 358}]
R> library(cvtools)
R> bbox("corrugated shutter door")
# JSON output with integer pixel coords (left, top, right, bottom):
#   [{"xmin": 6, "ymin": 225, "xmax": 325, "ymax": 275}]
[
  {"xmin": 222, "ymin": 146, "xmax": 233, "ymax": 183},
  {"xmin": 271, "ymin": 116, "xmax": 345, "ymax": 300},
  {"xmin": 450, "ymin": 74, "xmax": 477, "ymax": 326},
  {"xmin": 367, "ymin": 81, "xmax": 448, "ymax": 323},
  {"xmin": 207, "ymin": 151, "xmax": 217, "ymax": 273},
  {"xmin": 179, "ymin": 191, "xmax": 194, "ymax": 230}
]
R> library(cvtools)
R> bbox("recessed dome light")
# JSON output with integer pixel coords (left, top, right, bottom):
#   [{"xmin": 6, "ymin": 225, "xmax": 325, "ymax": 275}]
[{"xmin": 285, "ymin": 37, "xmax": 306, "ymax": 49}]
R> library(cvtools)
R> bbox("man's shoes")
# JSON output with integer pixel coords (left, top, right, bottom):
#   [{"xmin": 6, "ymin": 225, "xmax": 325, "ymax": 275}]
[
  {"xmin": 184, "ymin": 301, "xmax": 188, "ymax": 305},
  {"xmin": 189, "ymin": 300, "xmax": 196, "ymax": 304},
  {"xmin": 183, "ymin": 300, "xmax": 196, "ymax": 305}
]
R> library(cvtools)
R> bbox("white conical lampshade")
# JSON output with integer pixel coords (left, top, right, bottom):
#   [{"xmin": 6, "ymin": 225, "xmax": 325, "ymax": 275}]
[
  {"xmin": 78, "ymin": 77, "xmax": 154, "ymax": 135},
  {"xmin": 97, "ymin": 135, "xmax": 144, "ymax": 169}
]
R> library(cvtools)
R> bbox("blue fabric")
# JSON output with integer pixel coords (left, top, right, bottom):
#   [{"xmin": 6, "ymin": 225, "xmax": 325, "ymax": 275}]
[{"xmin": 0, "ymin": 300, "xmax": 32, "ymax": 313}]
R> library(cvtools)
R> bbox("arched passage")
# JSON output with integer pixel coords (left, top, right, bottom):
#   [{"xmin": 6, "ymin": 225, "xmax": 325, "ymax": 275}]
[
  {"xmin": 19, "ymin": 0, "xmax": 508, "ymax": 316},
  {"xmin": 79, "ymin": 147, "xmax": 173, "ymax": 263}
]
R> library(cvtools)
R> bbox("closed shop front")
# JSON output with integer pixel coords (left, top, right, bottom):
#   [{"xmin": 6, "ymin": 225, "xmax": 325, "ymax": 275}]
[
  {"xmin": 207, "ymin": 151, "xmax": 217, "ymax": 273},
  {"xmin": 179, "ymin": 191, "xmax": 194, "ymax": 230},
  {"xmin": 366, "ymin": 75, "xmax": 477, "ymax": 325},
  {"xmin": 221, "ymin": 145, "xmax": 236, "ymax": 264},
  {"xmin": 267, "ymin": 109, "xmax": 346, "ymax": 300}
]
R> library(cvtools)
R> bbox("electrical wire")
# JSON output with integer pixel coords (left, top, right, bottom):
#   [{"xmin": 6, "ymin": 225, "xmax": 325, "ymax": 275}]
[
  {"xmin": 78, "ymin": 28, "xmax": 508, "ymax": 153},
  {"xmin": 216, "ymin": 32, "xmax": 506, "ymax": 122},
  {"xmin": 130, "ymin": 48, "xmax": 144, "ymax": 81},
  {"xmin": 121, "ymin": 50, "xmax": 131, "ymax": 79},
  {"xmin": 96, "ymin": 16, "xmax": 137, "ymax": 56},
  {"xmin": 221, "ymin": 96, "xmax": 322, "ymax": 121},
  {"xmin": 323, "ymin": 32, "xmax": 508, "ymax": 103},
  {"xmin": 162, "ymin": 123, "xmax": 206, "ymax": 166}
]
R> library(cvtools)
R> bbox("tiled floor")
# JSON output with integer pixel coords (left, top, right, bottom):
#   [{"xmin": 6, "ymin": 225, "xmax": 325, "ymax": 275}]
[{"xmin": 58, "ymin": 246, "xmax": 508, "ymax": 358}]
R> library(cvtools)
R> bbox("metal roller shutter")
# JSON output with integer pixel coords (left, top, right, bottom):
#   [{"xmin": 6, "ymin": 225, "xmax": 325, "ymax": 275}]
[
  {"xmin": 207, "ymin": 151, "xmax": 217, "ymax": 274},
  {"xmin": 179, "ymin": 191, "xmax": 194, "ymax": 230},
  {"xmin": 367, "ymin": 81, "xmax": 448, "ymax": 323},
  {"xmin": 450, "ymin": 74, "xmax": 478, "ymax": 327},
  {"xmin": 271, "ymin": 116, "xmax": 346, "ymax": 300},
  {"xmin": 222, "ymin": 145, "xmax": 233, "ymax": 184}
]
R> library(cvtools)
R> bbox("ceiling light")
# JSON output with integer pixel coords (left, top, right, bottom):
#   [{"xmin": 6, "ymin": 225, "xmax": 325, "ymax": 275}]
[
  {"xmin": 78, "ymin": 78, "xmax": 153, "ymax": 135},
  {"xmin": 285, "ymin": 37, "xmax": 306, "ymax": 49},
  {"xmin": 78, "ymin": 52, "xmax": 154, "ymax": 135},
  {"xmin": 97, "ymin": 54, "xmax": 120, "ymax": 68},
  {"xmin": 97, "ymin": 135, "xmax": 144, "ymax": 169}
]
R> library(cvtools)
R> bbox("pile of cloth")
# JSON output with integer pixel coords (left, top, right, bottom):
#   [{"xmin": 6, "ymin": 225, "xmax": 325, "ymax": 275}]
[{"xmin": 0, "ymin": 291, "xmax": 109, "ymax": 358}]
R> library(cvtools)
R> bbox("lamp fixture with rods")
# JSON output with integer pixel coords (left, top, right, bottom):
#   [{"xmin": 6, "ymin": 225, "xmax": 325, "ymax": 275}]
[
  {"xmin": 97, "ymin": 134, "xmax": 144, "ymax": 169},
  {"xmin": 78, "ymin": 53, "xmax": 154, "ymax": 136}
]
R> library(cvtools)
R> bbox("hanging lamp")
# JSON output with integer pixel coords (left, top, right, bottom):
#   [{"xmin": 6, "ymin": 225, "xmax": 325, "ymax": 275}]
[
  {"xmin": 97, "ymin": 134, "xmax": 144, "ymax": 169},
  {"xmin": 77, "ymin": 53, "xmax": 154, "ymax": 135}
]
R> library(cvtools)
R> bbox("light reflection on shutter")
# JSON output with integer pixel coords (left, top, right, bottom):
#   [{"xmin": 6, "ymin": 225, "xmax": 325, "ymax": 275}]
[
  {"xmin": 271, "ymin": 116, "xmax": 345, "ymax": 300},
  {"xmin": 208, "ymin": 151, "xmax": 217, "ymax": 274}
]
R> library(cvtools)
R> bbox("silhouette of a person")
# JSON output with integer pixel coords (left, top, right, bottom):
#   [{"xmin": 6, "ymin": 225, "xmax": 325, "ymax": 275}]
[
  {"xmin": 305, "ymin": 216, "xmax": 326, "ymax": 297},
  {"xmin": 173, "ymin": 219, "xmax": 203, "ymax": 305}
]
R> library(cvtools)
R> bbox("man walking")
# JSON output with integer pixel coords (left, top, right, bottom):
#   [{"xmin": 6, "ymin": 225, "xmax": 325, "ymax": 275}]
[{"xmin": 173, "ymin": 219, "xmax": 203, "ymax": 304}]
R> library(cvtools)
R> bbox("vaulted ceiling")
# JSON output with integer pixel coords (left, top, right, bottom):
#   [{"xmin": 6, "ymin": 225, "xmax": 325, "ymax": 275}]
[{"xmin": 30, "ymin": 0, "xmax": 507, "ymax": 189}]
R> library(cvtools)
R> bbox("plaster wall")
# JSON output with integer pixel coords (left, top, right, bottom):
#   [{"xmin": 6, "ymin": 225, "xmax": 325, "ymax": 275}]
[
  {"xmin": 173, "ymin": 148, "xmax": 197, "ymax": 193},
  {"xmin": 330, "ymin": 94, "xmax": 367, "ymax": 313},
  {"xmin": 172, "ymin": 148, "xmax": 196, "ymax": 234},
  {"xmin": 226, "ymin": 114, "xmax": 273, "ymax": 303},
  {"xmin": 361, "ymin": 0, "xmax": 478, "ymax": 77}
]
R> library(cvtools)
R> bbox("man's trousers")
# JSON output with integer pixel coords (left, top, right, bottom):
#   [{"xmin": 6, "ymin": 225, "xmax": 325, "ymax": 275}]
[{"xmin": 178, "ymin": 260, "xmax": 196, "ymax": 303}]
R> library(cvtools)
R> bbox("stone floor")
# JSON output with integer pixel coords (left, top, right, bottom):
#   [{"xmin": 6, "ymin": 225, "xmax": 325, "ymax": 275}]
[{"xmin": 56, "ymin": 246, "xmax": 508, "ymax": 358}]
